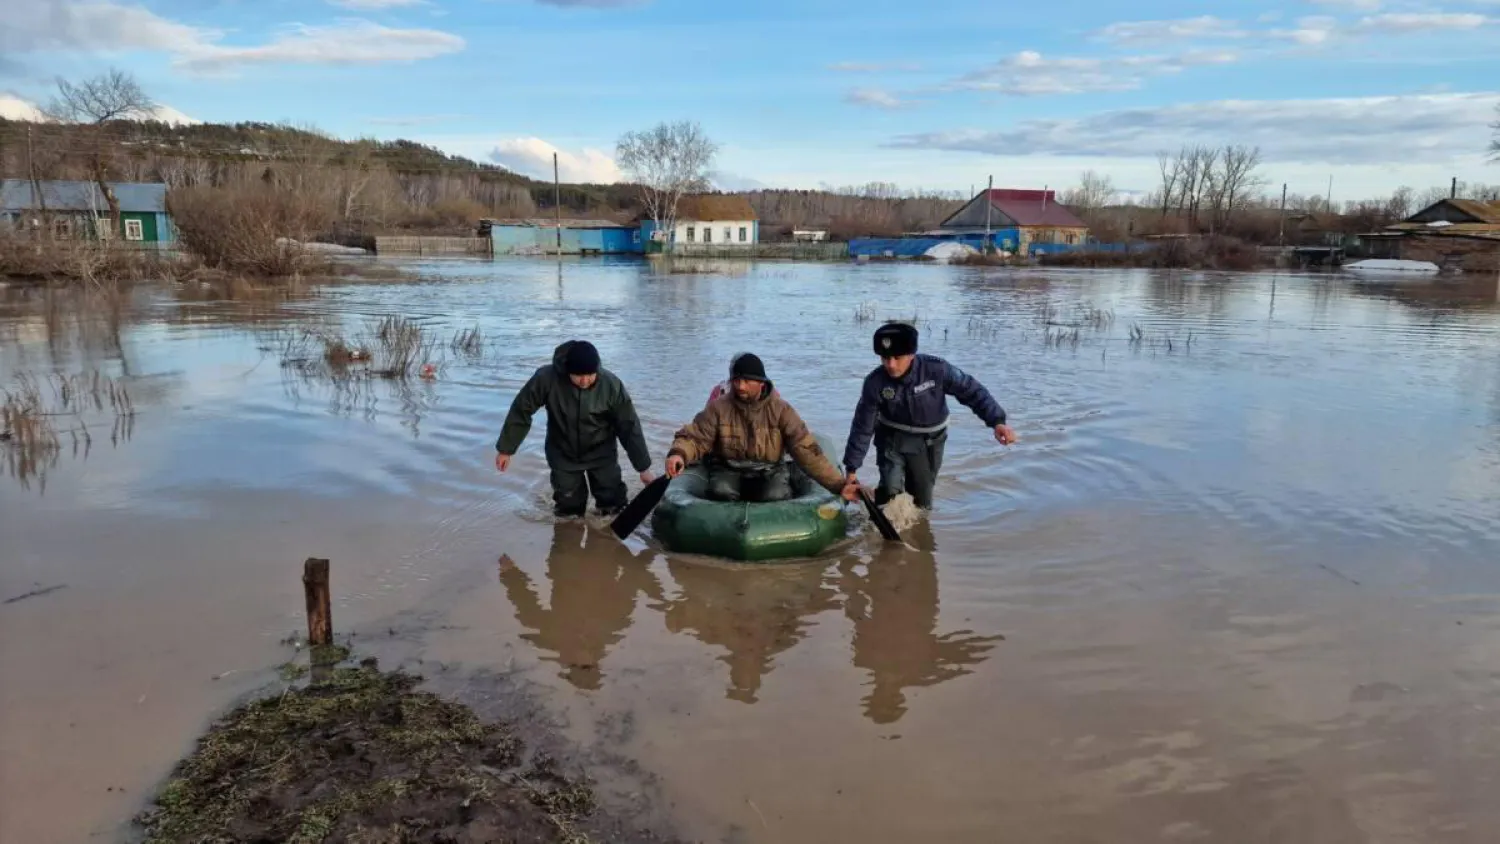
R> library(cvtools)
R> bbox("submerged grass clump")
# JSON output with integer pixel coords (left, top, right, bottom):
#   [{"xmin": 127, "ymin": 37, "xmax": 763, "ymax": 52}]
[
  {"xmin": 137, "ymin": 662, "xmax": 600, "ymax": 844},
  {"xmin": 280, "ymin": 315, "xmax": 439, "ymax": 382},
  {"xmin": 2, "ymin": 371, "xmax": 135, "ymax": 489}
]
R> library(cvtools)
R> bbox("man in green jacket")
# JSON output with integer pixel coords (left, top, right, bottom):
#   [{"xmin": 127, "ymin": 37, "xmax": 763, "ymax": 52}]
[{"xmin": 495, "ymin": 340, "xmax": 654, "ymax": 517}]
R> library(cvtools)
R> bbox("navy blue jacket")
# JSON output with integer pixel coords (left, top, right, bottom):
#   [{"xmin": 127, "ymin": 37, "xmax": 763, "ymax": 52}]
[{"xmin": 842, "ymin": 354, "xmax": 1006, "ymax": 472}]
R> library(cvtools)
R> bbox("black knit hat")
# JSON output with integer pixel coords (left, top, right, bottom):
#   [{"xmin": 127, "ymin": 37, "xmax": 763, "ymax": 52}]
[
  {"xmin": 564, "ymin": 341, "xmax": 600, "ymax": 375},
  {"xmin": 729, "ymin": 352, "xmax": 768, "ymax": 382},
  {"xmin": 873, "ymin": 322, "xmax": 918, "ymax": 357}
]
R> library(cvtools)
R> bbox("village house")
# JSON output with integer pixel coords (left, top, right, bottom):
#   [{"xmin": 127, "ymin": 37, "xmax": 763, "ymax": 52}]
[
  {"xmin": 0, "ymin": 179, "xmax": 175, "ymax": 249},
  {"xmin": 642, "ymin": 194, "xmax": 759, "ymax": 250},
  {"xmin": 1363, "ymin": 197, "xmax": 1500, "ymax": 274},
  {"xmin": 931, "ymin": 188, "xmax": 1089, "ymax": 254}
]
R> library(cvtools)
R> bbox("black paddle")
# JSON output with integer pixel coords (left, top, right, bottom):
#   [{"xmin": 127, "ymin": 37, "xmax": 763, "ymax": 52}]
[
  {"xmin": 860, "ymin": 488, "xmax": 902, "ymax": 542},
  {"xmin": 610, "ymin": 475, "xmax": 671, "ymax": 539}
]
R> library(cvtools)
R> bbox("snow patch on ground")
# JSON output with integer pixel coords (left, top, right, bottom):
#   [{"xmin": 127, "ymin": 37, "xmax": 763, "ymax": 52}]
[{"xmin": 1345, "ymin": 259, "xmax": 1440, "ymax": 273}]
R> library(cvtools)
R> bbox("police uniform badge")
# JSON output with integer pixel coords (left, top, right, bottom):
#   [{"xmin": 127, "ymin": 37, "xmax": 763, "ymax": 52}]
[
  {"xmin": 881, "ymin": 386, "xmax": 896, "ymax": 400},
  {"xmin": 881, "ymin": 337, "xmax": 892, "ymax": 350}
]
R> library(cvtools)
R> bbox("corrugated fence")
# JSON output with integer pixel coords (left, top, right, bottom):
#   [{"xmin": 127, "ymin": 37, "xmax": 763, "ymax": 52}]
[{"xmin": 374, "ymin": 236, "xmax": 492, "ymax": 256}]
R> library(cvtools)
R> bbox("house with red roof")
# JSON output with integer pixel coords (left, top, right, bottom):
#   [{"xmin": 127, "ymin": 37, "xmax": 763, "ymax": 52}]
[{"xmin": 932, "ymin": 188, "xmax": 1089, "ymax": 254}]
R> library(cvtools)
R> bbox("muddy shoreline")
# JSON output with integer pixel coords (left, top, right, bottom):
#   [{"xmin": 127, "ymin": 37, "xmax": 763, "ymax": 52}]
[{"xmin": 134, "ymin": 644, "xmax": 682, "ymax": 844}]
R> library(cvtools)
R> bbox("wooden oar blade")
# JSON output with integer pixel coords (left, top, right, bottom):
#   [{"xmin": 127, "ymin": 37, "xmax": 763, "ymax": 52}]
[
  {"xmin": 610, "ymin": 475, "xmax": 670, "ymax": 539},
  {"xmin": 861, "ymin": 489, "xmax": 902, "ymax": 542}
]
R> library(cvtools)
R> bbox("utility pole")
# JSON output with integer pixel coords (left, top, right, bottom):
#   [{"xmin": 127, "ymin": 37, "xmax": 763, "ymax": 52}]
[
  {"xmin": 26, "ymin": 125, "xmax": 47, "ymax": 228},
  {"xmin": 1277, "ymin": 182, "xmax": 1287, "ymax": 248},
  {"xmin": 1451, "ymin": 176, "xmax": 1458, "ymax": 199},
  {"xmin": 1325, "ymin": 175, "xmax": 1333, "ymax": 214},
  {"xmin": 553, "ymin": 152, "xmax": 562, "ymax": 255},
  {"xmin": 983, "ymin": 174, "xmax": 993, "ymax": 252}
]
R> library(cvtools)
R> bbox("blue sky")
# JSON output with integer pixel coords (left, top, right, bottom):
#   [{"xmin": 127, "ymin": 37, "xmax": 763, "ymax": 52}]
[{"xmin": 2, "ymin": 0, "xmax": 1497, "ymax": 199}]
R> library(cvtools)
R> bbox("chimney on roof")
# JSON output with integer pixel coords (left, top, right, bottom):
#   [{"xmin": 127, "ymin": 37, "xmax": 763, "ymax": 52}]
[{"xmin": 1451, "ymin": 176, "xmax": 1457, "ymax": 199}]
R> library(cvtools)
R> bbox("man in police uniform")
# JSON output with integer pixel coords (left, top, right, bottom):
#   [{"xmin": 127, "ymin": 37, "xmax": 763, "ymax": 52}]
[{"xmin": 842, "ymin": 322, "xmax": 1016, "ymax": 509}]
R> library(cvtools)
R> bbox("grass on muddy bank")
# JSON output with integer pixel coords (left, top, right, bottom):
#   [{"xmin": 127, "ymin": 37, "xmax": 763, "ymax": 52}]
[
  {"xmin": 280, "ymin": 315, "xmax": 444, "ymax": 382},
  {"xmin": 137, "ymin": 659, "xmax": 600, "ymax": 844}
]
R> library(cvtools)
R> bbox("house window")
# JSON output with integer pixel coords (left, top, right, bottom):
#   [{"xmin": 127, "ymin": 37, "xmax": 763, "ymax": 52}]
[
  {"xmin": 686, "ymin": 226, "xmax": 695, "ymax": 243},
  {"xmin": 124, "ymin": 219, "xmax": 144, "ymax": 241},
  {"xmin": 632, "ymin": 230, "xmax": 641, "ymax": 244},
  {"xmin": 739, "ymin": 227, "xmax": 747, "ymax": 242},
  {"xmin": 52, "ymin": 217, "xmax": 73, "ymax": 239},
  {"xmin": 723, "ymin": 227, "xmax": 731, "ymax": 242},
  {"xmin": 704, "ymin": 227, "xmax": 712, "ymax": 243}
]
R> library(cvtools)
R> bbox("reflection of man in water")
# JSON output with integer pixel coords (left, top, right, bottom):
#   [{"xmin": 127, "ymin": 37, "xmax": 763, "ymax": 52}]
[
  {"xmin": 659, "ymin": 560, "xmax": 840, "ymax": 703},
  {"xmin": 497, "ymin": 522, "xmax": 663, "ymax": 690},
  {"xmin": 836, "ymin": 521, "xmax": 1004, "ymax": 724}
]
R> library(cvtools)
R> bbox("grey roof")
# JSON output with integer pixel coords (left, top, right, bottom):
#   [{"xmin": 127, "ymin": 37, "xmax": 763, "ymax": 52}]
[
  {"xmin": 0, "ymin": 179, "xmax": 168, "ymax": 214},
  {"xmin": 488, "ymin": 217, "xmax": 629, "ymax": 229}
]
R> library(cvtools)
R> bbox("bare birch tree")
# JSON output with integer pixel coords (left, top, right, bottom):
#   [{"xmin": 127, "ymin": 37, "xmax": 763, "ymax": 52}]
[
  {"xmin": 1211, "ymin": 144, "xmax": 1263, "ymax": 230},
  {"xmin": 44, "ymin": 68, "xmax": 156, "ymax": 232},
  {"xmin": 1156, "ymin": 152, "xmax": 1182, "ymax": 219},
  {"xmin": 1061, "ymin": 170, "xmax": 1117, "ymax": 215},
  {"xmin": 615, "ymin": 121, "xmax": 717, "ymax": 248}
]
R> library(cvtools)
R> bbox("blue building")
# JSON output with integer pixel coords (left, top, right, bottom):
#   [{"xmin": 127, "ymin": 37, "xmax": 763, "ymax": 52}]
[{"xmin": 486, "ymin": 218, "xmax": 641, "ymax": 256}]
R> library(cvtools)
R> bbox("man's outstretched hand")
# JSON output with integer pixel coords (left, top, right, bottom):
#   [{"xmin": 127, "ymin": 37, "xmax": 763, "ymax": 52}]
[
  {"xmin": 994, "ymin": 424, "xmax": 1018, "ymax": 446},
  {"xmin": 665, "ymin": 454, "xmax": 685, "ymax": 478},
  {"xmin": 495, "ymin": 453, "xmax": 512, "ymax": 472}
]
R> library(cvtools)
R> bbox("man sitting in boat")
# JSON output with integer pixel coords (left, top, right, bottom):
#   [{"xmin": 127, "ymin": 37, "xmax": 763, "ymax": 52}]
[
  {"xmin": 706, "ymin": 352, "xmax": 779, "ymax": 409},
  {"xmin": 667, "ymin": 353, "xmax": 861, "ymax": 504}
]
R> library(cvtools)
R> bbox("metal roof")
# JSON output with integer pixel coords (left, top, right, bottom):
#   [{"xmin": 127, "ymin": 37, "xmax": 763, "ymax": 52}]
[
  {"xmin": 488, "ymin": 217, "xmax": 630, "ymax": 229},
  {"xmin": 0, "ymin": 179, "xmax": 168, "ymax": 214}
]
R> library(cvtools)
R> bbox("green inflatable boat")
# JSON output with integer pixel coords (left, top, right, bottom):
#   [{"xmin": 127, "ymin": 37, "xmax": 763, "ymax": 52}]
[{"xmin": 651, "ymin": 460, "xmax": 850, "ymax": 562}]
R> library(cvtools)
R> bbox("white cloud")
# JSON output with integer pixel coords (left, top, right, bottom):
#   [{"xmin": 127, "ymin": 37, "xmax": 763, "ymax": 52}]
[
  {"xmin": 0, "ymin": 0, "xmax": 215, "ymax": 54},
  {"xmin": 1310, "ymin": 0, "xmax": 1381, "ymax": 9},
  {"xmin": 886, "ymin": 92, "xmax": 1499, "ymax": 165},
  {"xmin": 845, "ymin": 88, "xmax": 913, "ymax": 109},
  {"xmin": 829, "ymin": 61, "xmax": 922, "ymax": 72},
  {"xmin": 175, "ymin": 21, "xmax": 465, "ymax": 73},
  {"xmin": 1355, "ymin": 12, "xmax": 1489, "ymax": 32},
  {"xmin": 0, "ymin": 3, "xmax": 464, "ymax": 75},
  {"xmin": 1272, "ymin": 15, "xmax": 1340, "ymax": 45},
  {"xmin": 489, "ymin": 137, "xmax": 621, "ymax": 183},
  {"xmin": 328, "ymin": 0, "xmax": 428, "ymax": 8},
  {"xmin": 953, "ymin": 49, "xmax": 1238, "ymax": 96},
  {"xmin": 1093, "ymin": 16, "xmax": 1246, "ymax": 45}
]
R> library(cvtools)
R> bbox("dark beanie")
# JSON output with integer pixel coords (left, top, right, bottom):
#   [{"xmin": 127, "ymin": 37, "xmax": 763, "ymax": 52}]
[
  {"xmin": 873, "ymin": 322, "xmax": 918, "ymax": 357},
  {"xmin": 564, "ymin": 341, "xmax": 600, "ymax": 375},
  {"xmin": 730, "ymin": 352, "xmax": 768, "ymax": 382}
]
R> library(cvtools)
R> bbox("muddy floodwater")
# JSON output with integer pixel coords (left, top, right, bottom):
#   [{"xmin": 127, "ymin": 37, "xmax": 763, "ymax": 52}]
[{"xmin": 4, "ymin": 260, "xmax": 1500, "ymax": 843}]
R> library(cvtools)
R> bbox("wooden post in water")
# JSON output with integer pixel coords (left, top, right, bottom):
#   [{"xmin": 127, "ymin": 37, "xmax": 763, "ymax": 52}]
[{"xmin": 302, "ymin": 557, "xmax": 332, "ymax": 646}]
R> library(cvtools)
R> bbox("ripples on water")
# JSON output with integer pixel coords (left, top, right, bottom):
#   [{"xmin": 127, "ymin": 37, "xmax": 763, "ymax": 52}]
[{"xmin": 4, "ymin": 261, "xmax": 1500, "ymax": 842}]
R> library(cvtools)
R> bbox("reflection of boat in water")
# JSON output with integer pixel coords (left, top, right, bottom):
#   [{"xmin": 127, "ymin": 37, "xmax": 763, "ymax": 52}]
[{"xmin": 496, "ymin": 520, "xmax": 1005, "ymax": 723}]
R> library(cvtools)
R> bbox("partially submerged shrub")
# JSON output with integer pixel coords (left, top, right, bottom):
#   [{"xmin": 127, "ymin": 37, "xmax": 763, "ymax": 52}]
[{"xmin": 168, "ymin": 185, "xmax": 336, "ymax": 277}]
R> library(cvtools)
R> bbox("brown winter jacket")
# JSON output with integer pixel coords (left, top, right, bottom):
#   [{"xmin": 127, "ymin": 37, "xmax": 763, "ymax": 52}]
[{"xmin": 669, "ymin": 383, "xmax": 847, "ymax": 494}]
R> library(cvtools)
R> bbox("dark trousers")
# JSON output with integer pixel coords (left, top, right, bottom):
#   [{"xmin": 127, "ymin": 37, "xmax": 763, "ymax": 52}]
[
  {"xmin": 550, "ymin": 462, "xmax": 627, "ymax": 517},
  {"xmin": 875, "ymin": 429, "xmax": 947, "ymax": 509},
  {"xmin": 706, "ymin": 462, "xmax": 795, "ymax": 503}
]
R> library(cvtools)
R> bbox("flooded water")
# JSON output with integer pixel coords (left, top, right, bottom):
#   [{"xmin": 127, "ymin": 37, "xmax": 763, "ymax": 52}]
[{"xmin": 4, "ymin": 260, "xmax": 1500, "ymax": 843}]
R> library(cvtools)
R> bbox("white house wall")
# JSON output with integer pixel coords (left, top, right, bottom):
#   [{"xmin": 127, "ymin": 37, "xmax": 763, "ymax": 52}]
[{"xmin": 674, "ymin": 220, "xmax": 757, "ymax": 246}]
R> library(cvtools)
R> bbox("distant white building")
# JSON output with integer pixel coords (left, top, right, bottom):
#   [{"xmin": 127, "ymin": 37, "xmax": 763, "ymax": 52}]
[
  {"xmin": 792, "ymin": 229, "xmax": 828, "ymax": 242},
  {"xmin": 655, "ymin": 194, "xmax": 759, "ymax": 248}
]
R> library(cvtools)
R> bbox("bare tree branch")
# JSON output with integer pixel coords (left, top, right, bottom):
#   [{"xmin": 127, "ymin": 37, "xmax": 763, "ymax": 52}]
[
  {"xmin": 42, "ymin": 68, "xmax": 157, "ymax": 233},
  {"xmin": 615, "ymin": 121, "xmax": 717, "ymax": 249}
]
